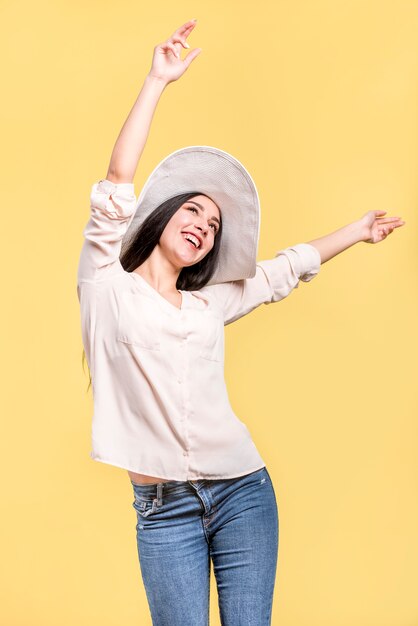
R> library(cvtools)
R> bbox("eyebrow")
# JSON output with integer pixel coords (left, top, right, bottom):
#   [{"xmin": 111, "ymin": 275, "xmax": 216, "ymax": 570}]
[{"xmin": 187, "ymin": 200, "xmax": 221, "ymax": 227}]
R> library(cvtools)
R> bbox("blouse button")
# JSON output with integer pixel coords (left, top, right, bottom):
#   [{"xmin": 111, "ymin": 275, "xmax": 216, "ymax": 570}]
[{"xmin": 183, "ymin": 451, "xmax": 188, "ymax": 456}]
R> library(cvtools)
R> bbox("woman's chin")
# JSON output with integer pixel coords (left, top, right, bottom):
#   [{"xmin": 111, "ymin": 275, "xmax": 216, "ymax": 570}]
[{"xmin": 175, "ymin": 250, "xmax": 204, "ymax": 266}]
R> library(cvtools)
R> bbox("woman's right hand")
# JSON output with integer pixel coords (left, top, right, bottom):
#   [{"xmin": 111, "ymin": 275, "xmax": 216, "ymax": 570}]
[{"xmin": 148, "ymin": 19, "xmax": 202, "ymax": 85}]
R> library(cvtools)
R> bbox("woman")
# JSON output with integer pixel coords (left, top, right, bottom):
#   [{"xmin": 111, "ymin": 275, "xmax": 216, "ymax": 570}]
[{"xmin": 77, "ymin": 19, "xmax": 405, "ymax": 626}]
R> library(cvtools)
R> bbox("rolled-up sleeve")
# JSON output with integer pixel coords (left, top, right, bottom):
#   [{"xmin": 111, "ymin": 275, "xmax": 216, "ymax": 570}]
[
  {"xmin": 77, "ymin": 179, "xmax": 137, "ymax": 284},
  {"xmin": 200, "ymin": 243, "xmax": 321, "ymax": 325}
]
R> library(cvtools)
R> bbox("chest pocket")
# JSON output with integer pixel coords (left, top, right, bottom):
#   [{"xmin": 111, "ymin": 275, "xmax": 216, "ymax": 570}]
[
  {"xmin": 117, "ymin": 291, "xmax": 161, "ymax": 350},
  {"xmin": 196, "ymin": 309, "xmax": 224, "ymax": 363}
]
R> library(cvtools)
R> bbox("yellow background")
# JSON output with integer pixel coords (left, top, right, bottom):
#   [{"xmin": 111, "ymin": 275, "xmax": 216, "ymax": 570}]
[{"xmin": 1, "ymin": 0, "xmax": 417, "ymax": 624}]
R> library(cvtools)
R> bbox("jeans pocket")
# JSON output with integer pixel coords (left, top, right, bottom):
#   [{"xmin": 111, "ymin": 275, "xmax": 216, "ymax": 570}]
[
  {"xmin": 132, "ymin": 494, "xmax": 160, "ymax": 518},
  {"xmin": 240, "ymin": 466, "xmax": 268, "ymax": 491},
  {"xmin": 245, "ymin": 466, "xmax": 266, "ymax": 480}
]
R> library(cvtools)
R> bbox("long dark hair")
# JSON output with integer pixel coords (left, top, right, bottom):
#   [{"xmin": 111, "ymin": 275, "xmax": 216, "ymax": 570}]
[{"xmin": 81, "ymin": 191, "xmax": 223, "ymax": 392}]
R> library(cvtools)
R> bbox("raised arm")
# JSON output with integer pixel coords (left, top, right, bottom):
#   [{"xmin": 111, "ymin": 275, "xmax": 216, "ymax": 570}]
[
  {"xmin": 77, "ymin": 19, "xmax": 202, "ymax": 284},
  {"xmin": 198, "ymin": 209, "xmax": 406, "ymax": 325},
  {"xmin": 306, "ymin": 210, "xmax": 406, "ymax": 264},
  {"xmin": 106, "ymin": 19, "xmax": 202, "ymax": 183}
]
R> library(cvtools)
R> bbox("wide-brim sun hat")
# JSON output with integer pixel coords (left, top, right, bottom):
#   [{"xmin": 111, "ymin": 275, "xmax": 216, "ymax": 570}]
[{"xmin": 120, "ymin": 145, "xmax": 261, "ymax": 286}]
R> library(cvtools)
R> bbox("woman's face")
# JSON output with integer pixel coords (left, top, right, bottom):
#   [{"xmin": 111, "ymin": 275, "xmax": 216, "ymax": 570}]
[{"xmin": 159, "ymin": 195, "xmax": 221, "ymax": 269}]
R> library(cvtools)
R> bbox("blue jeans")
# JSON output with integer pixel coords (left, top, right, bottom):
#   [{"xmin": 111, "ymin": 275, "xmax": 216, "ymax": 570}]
[{"xmin": 130, "ymin": 466, "xmax": 279, "ymax": 625}]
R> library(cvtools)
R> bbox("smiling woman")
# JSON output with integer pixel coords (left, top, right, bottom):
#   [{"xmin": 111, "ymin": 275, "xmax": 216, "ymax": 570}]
[
  {"xmin": 77, "ymin": 16, "xmax": 317, "ymax": 626},
  {"xmin": 118, "ymin": 189, "xmax": 224, "ymax": 292},
  {"xmin": 156, "ymin": 194, "xmax": 221, "ymax": 264},
  {"xmin": 75, "ymin": 16, "xmax": 282, "ymax": 624},
  {"xmin": 77, "ymin": 13, "xmax": 408, "ymax": 626}
]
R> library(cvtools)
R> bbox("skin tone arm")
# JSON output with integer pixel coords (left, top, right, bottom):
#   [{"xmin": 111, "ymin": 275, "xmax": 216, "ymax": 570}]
[
  {"xmin": 307, "ymin": 210, "xmax": 406, "ymax": 264},
  {"xmin": 103, "ymin": 18, "xmax": 406, "ymax": 260},
  {"xmin": 105, "ymin": 19, "xmax": 202, "ymax": 184}
]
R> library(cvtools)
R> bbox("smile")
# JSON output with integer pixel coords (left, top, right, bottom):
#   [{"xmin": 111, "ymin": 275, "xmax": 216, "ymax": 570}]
[{"xmin": 182, "ymin": 232, "xmax": 201, "ymax": 248}]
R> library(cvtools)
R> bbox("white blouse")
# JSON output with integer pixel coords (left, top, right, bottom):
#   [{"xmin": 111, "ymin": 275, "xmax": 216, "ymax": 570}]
[{"xmin": 77, "ymin": 179, "xmax": 322, "ymax": 480}]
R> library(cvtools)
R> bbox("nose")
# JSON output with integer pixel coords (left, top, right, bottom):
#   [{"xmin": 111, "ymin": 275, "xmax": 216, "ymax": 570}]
[{"xmin": 195, "ymin": 221, "xmax": 208, "ymax": 236}]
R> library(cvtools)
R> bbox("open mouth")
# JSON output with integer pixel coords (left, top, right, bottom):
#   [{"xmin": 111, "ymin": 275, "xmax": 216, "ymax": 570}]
[{"xmin": 182, "ymin": 232, "xmax": 201, "ymax": 249}]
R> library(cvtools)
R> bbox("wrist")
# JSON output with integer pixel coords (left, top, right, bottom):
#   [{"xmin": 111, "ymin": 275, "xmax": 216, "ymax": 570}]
[
  {"xmin": 145, "ymin": 73, "xmax": 169, "ymax": 89},
  {"xmin": 353, "ymin": 218, "xmax": 368, "ymax": 243}
]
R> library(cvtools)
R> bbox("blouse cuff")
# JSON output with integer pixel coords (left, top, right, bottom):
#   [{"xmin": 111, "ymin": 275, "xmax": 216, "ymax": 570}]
[
  {"xmin": 275, "ymin": 243, "xmax": 321, "ymax": 282},
  {"xmin": 91, "ymin": 179, "xmax": 137, "ymax": 220}
]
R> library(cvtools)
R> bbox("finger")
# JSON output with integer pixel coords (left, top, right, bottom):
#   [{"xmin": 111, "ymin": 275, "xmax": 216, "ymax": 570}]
[
  {"xmin": 163, "ymin": 42, "xmax": 180, "ymax": 59},
  {"xmin": 383, "ymin": 222, "xmax": 404, "ymax": 230},
  {"xmin": 182, "ymin": 47, "xmax": 202, "ymax": 68},
  {"xmin": 172, "ymin": 19, "xmax": 197, "ymax": 39},
  {"xmin": 167, "ymin": 24, "xmax": 194, "ymax": 53},
  {"xmin": 171, "ymin": 35, "xmax": 190, "ymax": 49},
  {"xmin": 180, "ymin": 18, "xmax": 198, "ymax": 31},
  {"xmin": 376, "ymin": 217, "xmax": 403, "ymax": 223},
  {"xmin": 171, "ymin": 22, "xmax": 196, "ymax": 47}
]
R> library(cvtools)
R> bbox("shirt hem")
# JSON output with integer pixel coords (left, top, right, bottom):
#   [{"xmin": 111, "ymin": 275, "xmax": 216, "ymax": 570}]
[{"xmin": 90, "ymin": 452, "xmax": 266, "ymax": 481}]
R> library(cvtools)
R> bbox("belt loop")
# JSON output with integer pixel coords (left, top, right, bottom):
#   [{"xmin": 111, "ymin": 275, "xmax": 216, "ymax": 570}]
[{"xmin": 156, "ymin": 482, "xmax": 163, "ymax": 506}]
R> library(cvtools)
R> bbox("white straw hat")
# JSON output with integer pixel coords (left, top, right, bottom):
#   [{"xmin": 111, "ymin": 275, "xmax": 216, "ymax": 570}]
[{"xmin": 120, "ymin": 145, "xmax": 261, "ymax": 286}]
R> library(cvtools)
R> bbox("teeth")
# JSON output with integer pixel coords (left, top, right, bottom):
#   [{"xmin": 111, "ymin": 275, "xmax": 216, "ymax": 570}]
[{"xmin": 183, "ymin": 233, "xmax": 200, "ymax": 248}]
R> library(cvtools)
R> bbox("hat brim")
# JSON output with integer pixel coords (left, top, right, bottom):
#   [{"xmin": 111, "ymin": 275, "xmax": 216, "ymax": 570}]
[{"xmin": 121, "ymin": 145, "xmax": 261, "ymax": 285}]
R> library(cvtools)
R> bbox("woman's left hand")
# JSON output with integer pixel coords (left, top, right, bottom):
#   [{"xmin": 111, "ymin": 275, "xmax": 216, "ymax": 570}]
[{"xmin": 359, "ymin": 210, "xmax": 406, "ymax": 243}]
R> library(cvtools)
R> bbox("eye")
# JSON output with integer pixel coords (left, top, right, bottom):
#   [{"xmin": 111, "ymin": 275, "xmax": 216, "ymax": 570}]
[{"xmin": 187, "ymin": 205, "xmax": 218, "ymax": 234}]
